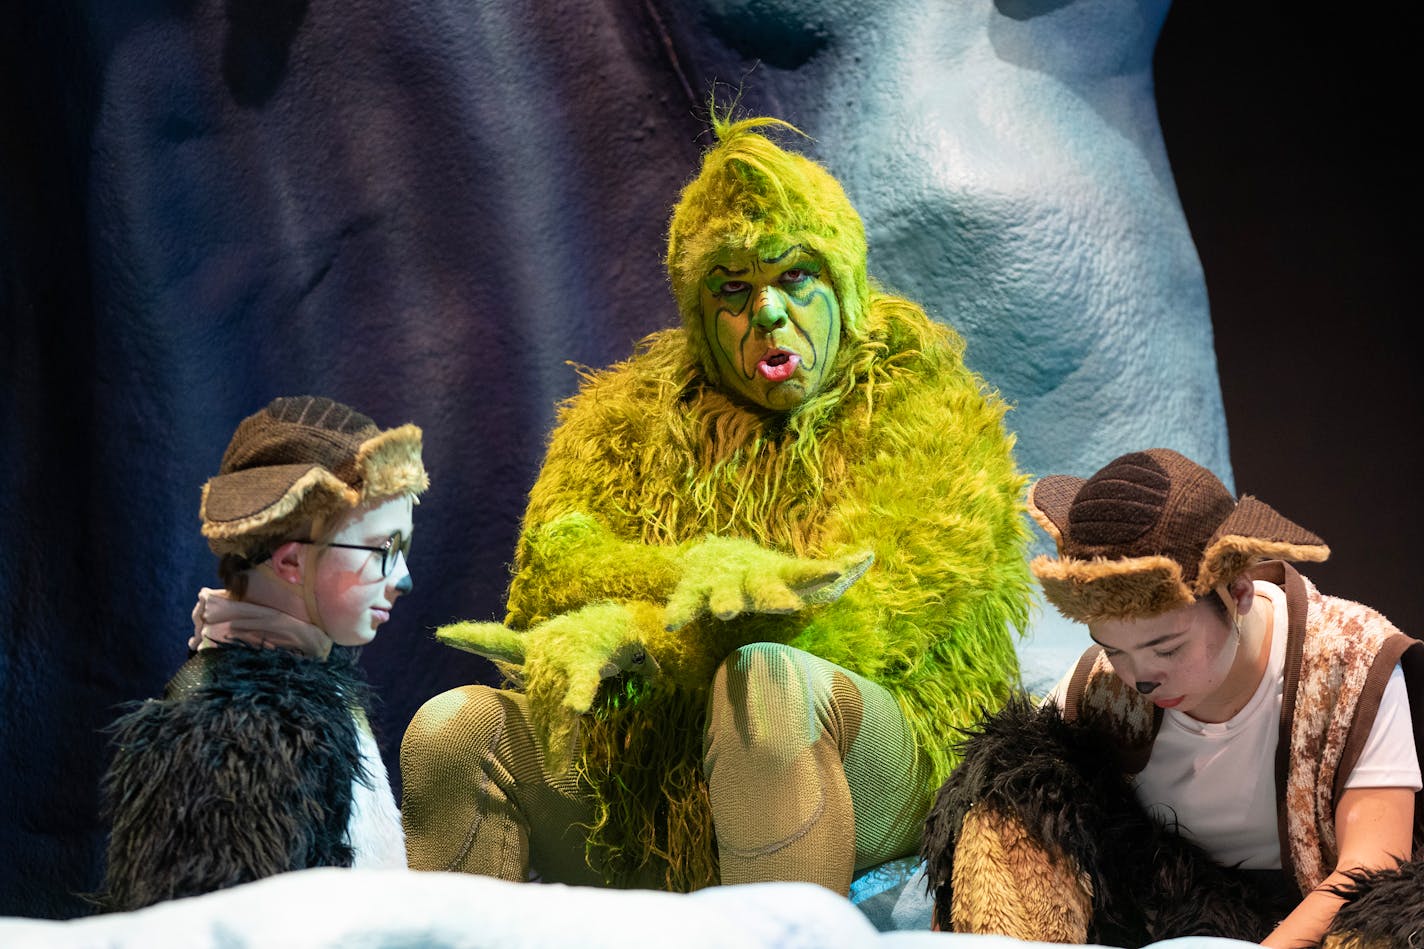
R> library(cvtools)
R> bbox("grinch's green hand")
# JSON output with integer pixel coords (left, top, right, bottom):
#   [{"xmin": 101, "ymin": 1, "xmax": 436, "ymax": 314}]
[
  {"xmin": 664, "ymin": 537, "xmax": 875, "ymax": 631},
  {"xmin": 440, "ymin": 603, "xmax": 659, "ymax": 772},
  {"xmin": 525, "ymin": 604, "xmax": 658, "ymax": 709}
]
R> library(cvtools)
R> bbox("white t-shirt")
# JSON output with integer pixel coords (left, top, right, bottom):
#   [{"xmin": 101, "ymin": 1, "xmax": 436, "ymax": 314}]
[{"xmin": 1048, "ymin": 580, "xmax": 1420, "ymax": 869}]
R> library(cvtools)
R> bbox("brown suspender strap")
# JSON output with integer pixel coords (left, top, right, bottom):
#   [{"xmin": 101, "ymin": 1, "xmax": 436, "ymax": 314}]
[
  {"xmin": 1261, "ymin": 559, "xmax": 1424, "ymax": 875},
  {"xmin": 1349, "ymin": 633, "xmax": 1424, "ymax": 854},
  {"xmin": 1248, "ymin": 560, "xmax": 1307, "ymax": 891}
]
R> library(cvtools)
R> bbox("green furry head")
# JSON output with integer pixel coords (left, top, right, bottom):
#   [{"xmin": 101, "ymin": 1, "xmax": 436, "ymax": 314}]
[{"xmin": 666, "ymin": 114, "xmax": 871, "ymax": 384}]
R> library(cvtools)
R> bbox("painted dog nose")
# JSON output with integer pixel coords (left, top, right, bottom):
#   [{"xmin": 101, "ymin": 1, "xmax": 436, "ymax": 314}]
[{"xmin": 1135, "ymin": 681, "xmax": 1159, "ymax": 695}]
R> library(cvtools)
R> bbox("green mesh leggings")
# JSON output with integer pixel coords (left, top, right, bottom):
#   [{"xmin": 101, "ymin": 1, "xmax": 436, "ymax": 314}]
[{"xmin": 400, "ymin": 642, "xmax": 931, "ymax": 893}]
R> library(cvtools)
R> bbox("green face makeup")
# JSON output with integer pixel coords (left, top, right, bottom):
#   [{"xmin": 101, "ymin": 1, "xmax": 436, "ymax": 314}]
[{"xmin": 699, "ymin": 244, "xmax": 842, "ymax": 412}]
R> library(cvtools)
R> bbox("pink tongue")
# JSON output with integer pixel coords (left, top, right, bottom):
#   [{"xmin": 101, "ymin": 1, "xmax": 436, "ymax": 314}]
[{"xmin": 758, "ymin": 353, "xmax": 801, "ymax": 381}]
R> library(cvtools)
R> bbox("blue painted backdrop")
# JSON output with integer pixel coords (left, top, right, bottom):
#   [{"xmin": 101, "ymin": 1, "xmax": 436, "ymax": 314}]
[{"xmin": 1, "ymin": 0, "xmax": 1414, "ymax": 919}]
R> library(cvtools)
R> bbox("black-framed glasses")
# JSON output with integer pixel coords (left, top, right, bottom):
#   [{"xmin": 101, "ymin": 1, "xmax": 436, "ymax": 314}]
[{"xmin": 304, "ymin": 530, "xmax": 411, "ymax": 578}]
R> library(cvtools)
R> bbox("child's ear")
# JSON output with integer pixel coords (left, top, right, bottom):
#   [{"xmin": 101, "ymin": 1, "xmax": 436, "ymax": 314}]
[
  {"xmin": 269, "ymin": 541, "xmax": 306, "ymax": 584},
  {"xmin": 1226, "ymin": 575, "xmax": 1255, "ymax": 620}
]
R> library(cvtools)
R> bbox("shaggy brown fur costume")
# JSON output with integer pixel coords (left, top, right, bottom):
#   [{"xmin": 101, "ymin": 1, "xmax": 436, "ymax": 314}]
[
  {"xmin": 922, "ymin": 696, "xmax": 1292, "ymax": 946},
  {"xmin": 98, "ymin": 646, "xmax": 372, "ymax": 911}
]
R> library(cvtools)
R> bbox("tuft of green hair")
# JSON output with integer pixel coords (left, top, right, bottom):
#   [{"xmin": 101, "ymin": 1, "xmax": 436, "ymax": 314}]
[{"xmin": 665, "ymin": 114, "xmax": 871, "ymax": 386}]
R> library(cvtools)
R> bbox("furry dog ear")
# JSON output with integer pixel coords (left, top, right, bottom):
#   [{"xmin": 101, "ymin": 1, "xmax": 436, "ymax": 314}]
[
  {"xmin": 951, "ymin": 802, "xmax": 1092, "ymax": 942},
  {"xmin": 918, "ymin": 775, "xmax": 961, "ymax": 920},
  {"xmin": 1323, "ymin": 858, "xmax": 1424, "ymax": 949}
]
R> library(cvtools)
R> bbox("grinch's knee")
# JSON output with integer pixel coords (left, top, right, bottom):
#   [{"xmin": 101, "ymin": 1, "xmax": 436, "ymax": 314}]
[
  {"xmin": 715, "ymin": 641, "xmax": 804, "ymax": 687},
  {"xmin": 402, "ymin": 685, "xmax": 525, "ymax": 790},
  {"xmin": 708, "ymin": 643, "xmax": 825, "ymax": 758},
  {"xmin": 401, "ymin": 685, "xmax": 534, "ymax": 872}
]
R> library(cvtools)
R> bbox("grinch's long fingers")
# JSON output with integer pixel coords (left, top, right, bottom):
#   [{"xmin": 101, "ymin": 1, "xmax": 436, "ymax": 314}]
[
  {"xmin": 664, "ymin": 579, "xmax": 712, "ymax": 631},
  {"xmin": 707, "ymin": 578, "xmax": 753, "ymax": 620},
  {"xmin": 562, "ymin": 669, "xmax": 603, "ymax": 715},
  {"xmin": 791, "ymin": 551, "xmax": 874, "ymax": 606},
  {"xmin": 743, "ymin": 572, "xmax": 805, "ymax": 615},
  {"xmin": 434, "ymin": 621, "xmax": 526, "ymax": 663}
]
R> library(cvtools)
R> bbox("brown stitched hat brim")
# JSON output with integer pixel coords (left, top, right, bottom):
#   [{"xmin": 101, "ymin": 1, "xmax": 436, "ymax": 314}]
[
  {"xmin": 1032, "ymin": 553, "xmax": 1196, "ymax": 622},
  {"xmin": 1197, "ymin": 536, "xmax": 1330, "ymax": 594},
  {"xmin": 1025, "ymin": 449, "xmax": 1333, "ymax": 623},
  {"xmin": 1026, "ymin": 475, "xmax": 1083, "ymax": 544},
  {"xmin": 198, "ymin": 396, "xmax": 429, "ymax": 560},
  {"xmin": 1208, "ymin": 496, "xmax": 1327, "ymax": 557},
  {"xmin": 201, "ymin": 465, "xmax": 356, "ymax": 541},
  {"xmin": 1193, "ymin": 495, "xmax": 1328, "ymax": 593}
]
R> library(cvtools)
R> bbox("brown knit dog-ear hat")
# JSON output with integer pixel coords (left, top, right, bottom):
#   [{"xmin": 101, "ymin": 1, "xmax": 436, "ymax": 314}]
[
  {"xmin": 200, "ymin": 396, "xmax": 429, "ymax": 558},
  {"xmin": 1026, "ymin": 448, "xmax": 1329, "ymax": 622}
]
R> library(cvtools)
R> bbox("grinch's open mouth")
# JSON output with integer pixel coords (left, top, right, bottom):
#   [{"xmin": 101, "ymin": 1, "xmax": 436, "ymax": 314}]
[{"xmin": 758, "ymin": 350, "xmax": 801, "ymax": 382}]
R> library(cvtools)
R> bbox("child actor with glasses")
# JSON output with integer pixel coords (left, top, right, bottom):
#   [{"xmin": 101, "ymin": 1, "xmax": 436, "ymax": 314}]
[{"xmin": 98, "ymin": 395, "xmax": 429, "ymax": 911}]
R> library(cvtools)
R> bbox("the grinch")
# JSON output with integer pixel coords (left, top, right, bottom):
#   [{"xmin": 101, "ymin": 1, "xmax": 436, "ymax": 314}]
[{"xmin": 400, "ymin": 115, "xmax": 1033, "ymax": 893}]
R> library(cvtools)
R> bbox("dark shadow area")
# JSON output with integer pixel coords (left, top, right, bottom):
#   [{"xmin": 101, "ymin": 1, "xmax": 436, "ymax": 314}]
[
  {"xmin": 1156, "ymin": 5, "xmax": 1419, "ymax": 633},
  {"xmin": 995, "ymin": 0, "xmax": 1079, "ymax": 21},
  {"xmin": 223, "ymin": 0, "xmax": 310, "ymax": 108}
]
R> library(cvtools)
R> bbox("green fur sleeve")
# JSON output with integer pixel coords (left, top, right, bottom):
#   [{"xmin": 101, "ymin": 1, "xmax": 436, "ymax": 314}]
[
  {"xmin": 502, "ymin": 336, "xmax": 875, "ymax": 686},
  {"xmin": 503, "ymin": 336, "xmax": 692, "ymax": 631},
  {"xmin": 504, "ymin": 510, "xmax": 872, "ymax": 690},
  {"xmin": 504, "ymin": 511, "xmax": 682, "ymax": 629}
]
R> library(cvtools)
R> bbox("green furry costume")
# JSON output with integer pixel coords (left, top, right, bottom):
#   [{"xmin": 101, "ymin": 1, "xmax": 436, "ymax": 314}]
[{"xmin": 401, "ymin": 116, "xmax": 1031, "ymax": 892}]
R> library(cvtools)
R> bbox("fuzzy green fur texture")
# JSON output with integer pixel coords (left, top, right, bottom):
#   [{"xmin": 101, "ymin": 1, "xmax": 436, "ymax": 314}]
[
  {"xmin": 482, "ymin": 292, "xmax": 1031, "ymax": 888},
  {"xmin": 439, "ymin": 601, "xmax": 661, "ymax": 774}
]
